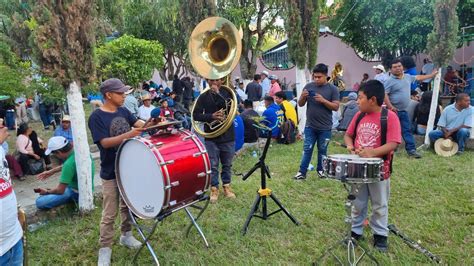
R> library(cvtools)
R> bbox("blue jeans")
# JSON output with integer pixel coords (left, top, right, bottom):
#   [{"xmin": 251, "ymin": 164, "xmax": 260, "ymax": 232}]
[
  {"xmin": 39, "ymin": 104, "xmax": 53, "ymax": 128},
  {"xmin": 205, "ymin": 140, "xmax": 235, "ymax": 187},
  {"xmin": 0, "ymin": 239, "xmax": 23, "ymax": 266},
  {"xmin": 36, "ymin": 187, "xmax": 79, "ymax": 209},
  {"xmin": 429, "ymin": 128, "xmax": 471, "ymax": 152},
  {"xmin": 299, "ymin": 127, "xmax": 332, "ymax": 174},
  {"xmin": 396, "ymin": 111, "xmax": 416, "ymax": 152}
]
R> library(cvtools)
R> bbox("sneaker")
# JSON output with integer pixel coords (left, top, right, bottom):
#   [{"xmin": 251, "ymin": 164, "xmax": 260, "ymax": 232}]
[
  {"xmin": 351, "ymin": 231, "xmax": 363, "ymax": 241},
  {"xmin": 373, "ymin": 234, "xmax": 388, "ymax": 252},
  {"xmin": 456, "ymin": 151, "xmax": 464, "ymax": 156},
  {"xmin": 317, "ymin": 170, "xmax": 325, "ymax": 179},
  {"xmin": 98, "ymin": 247, "xmax": 112, "ymax": 266},
  {"xmin": 50, "ymin": 120, "xmax": 56, "ymax": 130},
  {"xmin": 119, "ymin": 231, "xmax": 142, "ymax": 249},
  {"xmin": 210, "ymin": 186, "xmax": 219, "ymax": 203},
  {"xmin": 293, "ymin": 172, "xmax": 306, "ymax": 180},
  {"xmin": 408, "ymin": 150, "xmax": 422, "ymax": 159},
  {"xmin": 222, "ymin": 184, "xmax": 236, "ymax": 199}
]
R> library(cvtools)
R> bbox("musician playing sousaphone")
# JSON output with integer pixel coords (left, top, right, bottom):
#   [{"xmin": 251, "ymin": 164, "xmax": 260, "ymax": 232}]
[{"xmin": 189, "ymin": 17, "xmax": 242, "ymax": 204}]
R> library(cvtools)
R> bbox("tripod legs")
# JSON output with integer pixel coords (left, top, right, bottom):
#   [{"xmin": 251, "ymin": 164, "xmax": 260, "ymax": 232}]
[{"xmin": 242, "ymin": 190, "xmax": 300, "ymax": 235}]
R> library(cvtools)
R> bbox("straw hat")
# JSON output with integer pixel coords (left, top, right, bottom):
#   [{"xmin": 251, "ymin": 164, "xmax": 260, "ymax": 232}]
[{"xmin": 434, "ymin": 139, "xmax": 458, "ymax": 157}]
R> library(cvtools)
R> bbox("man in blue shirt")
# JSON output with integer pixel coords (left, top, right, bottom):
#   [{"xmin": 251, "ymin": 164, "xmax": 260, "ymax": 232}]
[
  {"xmin": 53, "ymin": 115, "xmax": 73, "ymax": 143},
  {"xmin": 429, "ymin": 93, "xmax": 472, "ymax": 155},
  {"xmin": 262, "ymin": 96, "xmax": 284, "ymax": 138}
]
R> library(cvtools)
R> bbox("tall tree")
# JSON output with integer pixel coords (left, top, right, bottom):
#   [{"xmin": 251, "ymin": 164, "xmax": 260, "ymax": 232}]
[
  {"xmin": 424, "ymin": 0, "xmax": 460, "ymax": 145},
  {"xmin": 217, "ymin": 0, "xmax": 285, "ymax": 79},
  {"xmin": 285, "ymin": 0, "xmax": 320, "ymax": 132},
  {"xmin": 31, "ymin": 0, "xmax": 96, "ymax": 212},
  {"xmin": 329, "ymin": 0, "xmax": 434, "ymax": 67},
  {"xmin": 0, "ymin": 0, "xmax": 35, "ymax": 58}
]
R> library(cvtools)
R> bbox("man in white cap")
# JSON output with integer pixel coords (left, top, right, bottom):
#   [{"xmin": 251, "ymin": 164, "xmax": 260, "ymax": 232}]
[
  {"xmin": 53, "ymin": 115, "xmax": 73, "ymax": 143},
  {"xmin": 123, "ymin": 88, "xmax": 139, "ymax": 117},
  {"xmin": 268, "ymin": 75, "xmax": 282, "ymax": 98},
  {"xmin": 373, "ymin": 64, "xmax": 388, "ymax": 84},
  {"xmin": 34, "ymin": 136, "xmax": 95, "ymax": 210},
  {"xmin": 260, "ymin": 70, "xmax": 271, "ymax": 98}
]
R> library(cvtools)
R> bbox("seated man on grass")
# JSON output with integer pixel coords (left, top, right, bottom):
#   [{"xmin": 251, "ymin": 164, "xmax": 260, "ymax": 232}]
[{"xmin": 35, "ymin": 136, "xmax": 95, "ymax": 209}]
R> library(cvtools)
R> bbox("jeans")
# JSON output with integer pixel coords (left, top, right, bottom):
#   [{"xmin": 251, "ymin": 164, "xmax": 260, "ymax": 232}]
[
  {"xmin": 429, "ymin": 128, "xmax": 471, "ymax": 152},
  {"xmin": 38, "ymin": 104, "xmax": 53, "ymax": 128},
  {"xmin": 298, "ymin": 127, "xmax": 332, "ymax": 174},
  {"xmin": 416, "ymin": 125, "xmax": 426, "ymax": 135},
  {"xmin": 396, "ymin": 111, "xmax": 416, "ymax": 152},
  {"xmin": 0, "ymin": 239, "xmax": 23, "ymax": 266},
  {"xmin": 205, "ymin": 140, "xmax": 235, "ymax": 187},
  {"xmin": 36, "ymin": 187, "xmax": 79, "ymax": 209}
]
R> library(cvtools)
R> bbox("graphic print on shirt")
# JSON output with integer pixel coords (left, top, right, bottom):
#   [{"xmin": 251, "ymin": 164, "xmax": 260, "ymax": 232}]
[
  {"xmin": 355, "ymin": 122, "xmax": 380, "ymax": 148},
  {"xmin": 0, "ymin": 156, "xmax": 12, "ymax": 198},
  {"xmin": 109, "ymin": 117, "xmax": 131, "ymax": 138}
]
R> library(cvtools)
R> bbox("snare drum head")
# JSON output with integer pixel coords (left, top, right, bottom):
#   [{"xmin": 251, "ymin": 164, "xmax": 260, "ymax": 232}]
[
  {"xmin": 328, "ymin": 154, "xmax": 383, "ymax": 163},
  {"xmin": 117, "ymin": 139, "xmax": 164, "ymax": 219}
]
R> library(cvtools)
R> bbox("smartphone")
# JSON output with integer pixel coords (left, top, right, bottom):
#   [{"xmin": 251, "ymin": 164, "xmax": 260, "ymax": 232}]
[
  {"xmin": 33, "ymin": 188, "xmax": 41, "ymax": 193},
  {"xmin": 308, "ymin": 90, "xmax": 316, "ymax": 97}
]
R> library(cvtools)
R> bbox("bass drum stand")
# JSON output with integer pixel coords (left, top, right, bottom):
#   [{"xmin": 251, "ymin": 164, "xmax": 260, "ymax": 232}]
[
  {"xmin": 315, "ymin": 183, "xmax": 379, "ymax": 266},
  {"xmin": 241, "ymin": 130, "xmax": 300, "ymax": 235},
  {"xmin": 130, "ymin": 194, "xmax": 210, "ymax": 265}
]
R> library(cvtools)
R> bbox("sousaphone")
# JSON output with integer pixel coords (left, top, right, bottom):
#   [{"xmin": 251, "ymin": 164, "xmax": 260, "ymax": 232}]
[{"xmin": 189, "ymin": 17, "xmax": 241, "ymax": 138}]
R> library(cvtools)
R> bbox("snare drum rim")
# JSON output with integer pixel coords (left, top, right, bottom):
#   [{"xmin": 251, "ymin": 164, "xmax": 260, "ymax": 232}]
[{"xmin": 116, "ymin": 138, "xmax": 165, "ymax": 219}]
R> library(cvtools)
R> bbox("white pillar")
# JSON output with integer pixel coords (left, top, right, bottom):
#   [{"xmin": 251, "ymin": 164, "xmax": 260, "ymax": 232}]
[
  {"xmin": 424, "ymin": 68, "xmax": 442, "ymax": 145},
  {"xmin": 296, "ymin": 67, "xmax": 308, "ymax": 134},
  {"xmin": 67, "ymin": 81, "xmax": 94, "ymax": 212}
]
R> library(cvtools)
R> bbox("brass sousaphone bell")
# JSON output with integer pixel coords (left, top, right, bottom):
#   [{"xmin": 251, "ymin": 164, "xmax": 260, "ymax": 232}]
[{"xmin": 189, "ymin": 17, "xmax": 241, "ymax": 138}]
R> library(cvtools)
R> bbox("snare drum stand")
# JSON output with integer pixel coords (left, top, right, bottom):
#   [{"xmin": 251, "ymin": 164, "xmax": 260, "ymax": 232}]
[
  {"xmin": 315, "ymin": 183, "xmax": 379, "ymax": 266},
  {"xmin": 241, "ymin": 131, "xmax": 300, "ymax": 235},
  {"xmin": 130, "ymin": 194, "xmax": 210, "ymax": 265}
]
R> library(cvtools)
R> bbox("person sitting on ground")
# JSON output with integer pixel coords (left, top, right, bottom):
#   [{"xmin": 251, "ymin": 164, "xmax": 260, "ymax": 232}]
[
  {"xmin": 171, "ymin": 101, "xmax": 192, "ymax": 129},
  {"xmin": 337, "ymin": 92, "xmax": 359, "ymax": 131},
  {"xmin": 274, "ymin": 91, "xmax": 298, "ymax": 127},
  {"xmin": 0, "ymin": 124, "xmax": 24, "ymax": 180},
  {"xmin": 159, "ymin": 99, "xmax": 174, "ymax": 119},
  {"xmin": 16, "ymin": 123, "xmax": 51, "ymax": 175},
  {"xmin": 53, "ymin": 115, "xmax": 73, "ymax": 143},
  {"xmin": 123, "ymin": 88, "xmax": 139, "ymax": 117},
  {"xmin": 241, "ymin": 100, "xmax": 260, "ymax": 144},
  {"xmin": 137, "ymin": 94, "xmax": 154, "ymax": 120},
  {"xmin": 34, "ymin": 136, "xmax": 95, "ymax": 210},
  {"xmin": 262, "ymin": 96, "xmax": 284, "ymax": 138},
  {"xmin": 344, "ymin": 80, "xmax": 401, "ymax": 252},
  {"xmin": 166, "ymin": 91, "xmax": 177, "ymax": 107},
  {"xmin": 406, "ymin": 90, "xmax": 420, "ymax": 132},
  {"xmin": 429, "ymin": 93, "xmax": 472, "ymax": 155},
  {"xmin": 413, "ymin": 91, "xmax": 442, "ymax": 135}
]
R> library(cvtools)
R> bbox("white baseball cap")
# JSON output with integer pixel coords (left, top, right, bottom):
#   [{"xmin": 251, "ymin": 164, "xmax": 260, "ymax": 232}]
[
  {"xmin": 261, "ymin": 70, "xmax": 269, "ymax": 76},
  {"xmin": 372, "ymin": 64, "xmax": 385, "ymax": 72},
  {"xmin": 45, "ymin": 136, "xmax": 69, "ymax": 155}
]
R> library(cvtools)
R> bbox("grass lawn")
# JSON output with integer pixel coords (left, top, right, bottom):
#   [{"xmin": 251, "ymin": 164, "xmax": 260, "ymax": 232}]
[{"xmin": 26, "ymin": 136, "xmax": 473, "ymax": 265}]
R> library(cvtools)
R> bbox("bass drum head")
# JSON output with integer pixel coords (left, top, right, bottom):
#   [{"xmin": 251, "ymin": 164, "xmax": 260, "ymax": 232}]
[{"xmin": 117, "ymin": 139, "xmax": 165, "ymax": 219}]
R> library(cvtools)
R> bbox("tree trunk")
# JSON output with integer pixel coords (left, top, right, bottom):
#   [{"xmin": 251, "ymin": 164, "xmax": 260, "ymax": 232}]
[
  {"xmin": 296, "ymin": 66, "xmax": 308, "ymax": 134},
  {"xmin": 67, "ymin": 81, "xmax": 94, "ymax": 212},
  {"xmin": 424, "ymin": 68, "xmax": 442, "ymax": 145}
]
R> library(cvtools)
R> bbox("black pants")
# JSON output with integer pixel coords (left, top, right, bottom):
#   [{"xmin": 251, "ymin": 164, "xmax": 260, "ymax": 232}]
[{"xmin": 18, "ymin": 152, "xmax": 51, "ymax": 174}]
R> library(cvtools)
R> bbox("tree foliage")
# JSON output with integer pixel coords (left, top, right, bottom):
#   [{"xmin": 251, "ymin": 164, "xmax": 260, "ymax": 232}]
[
  {"xmin": 31, "ymin": 0, "xmax": 96, "ymax": 88},
  {"xmin": 0, "ymin": 0, "xmax": 34, "ymax": 58},
  {"xmin": 0, "ymin": 41, "xmax": 30, "ymax": 98},
  {"xmin": 96, "ymin": 34, "xmax": 164, "ymax": 86},
  {"xmin": 217, "ymin": 0, "xmax": 285, "ymax": 79},
  {"xmin": 285, "ymin": 0, "xmax": 321, "ymax": 69},
  {"xmin": 427, "ymin": 0, "xmax": 459, "ymax": 67},
  {"xmin": 329, "ymin": 0, "xmax": 434, "ymax": 67},
  {"xmin": 457, "ymin": 0, "xmax": 473, "ymax": 30}
]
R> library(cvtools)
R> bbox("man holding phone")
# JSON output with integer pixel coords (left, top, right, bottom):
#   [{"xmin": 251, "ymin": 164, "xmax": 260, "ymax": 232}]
[
  {"xmin": 294, "ymin": 63, "xmax": 340, "ymax": 180},
  {"xmin": 34, "ymin": 136, "xmax": 95, "ymax": 210}
]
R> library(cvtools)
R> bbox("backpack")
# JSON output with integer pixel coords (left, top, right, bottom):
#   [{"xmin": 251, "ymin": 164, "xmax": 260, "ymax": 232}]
[
  {"xmin": 277, "ymin": 104, "xmax": 297, "ymax": 144},
  {"xmin": 352, "ymin": 107, "xmax": 393, "ymax": 173}
]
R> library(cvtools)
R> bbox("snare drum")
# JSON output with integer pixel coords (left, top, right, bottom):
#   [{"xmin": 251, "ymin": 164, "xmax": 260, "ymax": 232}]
[
  {"xmin": 116, "ymin": 130, "xmax": 210, "ymax": 219},
  {"xmin": 322, "ymin": 154, "xmax": 384, "ymax": 183}
]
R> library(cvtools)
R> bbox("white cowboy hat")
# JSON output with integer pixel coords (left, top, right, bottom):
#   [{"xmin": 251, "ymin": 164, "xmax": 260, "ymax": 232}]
[
  {"xmin": 372, "ymin": 64, "xmax": 385, "ymax": 72},
  {"xmin": 434, "ymin": 138, "xmax": 458, "ymax": 157}
]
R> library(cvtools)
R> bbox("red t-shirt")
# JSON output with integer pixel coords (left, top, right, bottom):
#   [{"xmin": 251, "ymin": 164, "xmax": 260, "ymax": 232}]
[{"xmin": 346, "ymin": 110, "xmax": 401, "ymax": 179}]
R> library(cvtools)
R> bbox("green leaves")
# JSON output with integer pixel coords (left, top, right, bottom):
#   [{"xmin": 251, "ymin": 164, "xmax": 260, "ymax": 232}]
[{"xmin": 96, "ymin": 34, "xmax": 164, "ymax": 87}]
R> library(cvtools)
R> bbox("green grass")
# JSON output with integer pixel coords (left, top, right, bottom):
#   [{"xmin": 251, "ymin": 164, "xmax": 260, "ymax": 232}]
[{"xmin": 26, "ymin": 137, "xmax": 473, "ymax": 265}]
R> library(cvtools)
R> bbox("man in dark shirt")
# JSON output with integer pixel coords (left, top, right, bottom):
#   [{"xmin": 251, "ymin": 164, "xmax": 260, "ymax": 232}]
[
  {"xmin": 88, "ymin": 78, "xmax": 145, "ymax": 265},
  {"xmin": 241, "ymin": 100, "xmax": 259, "ymax": 143},
  {"xmin": 294, "ymin": 64, "xmax": 340, "ymax": 180},
  {"xmin": 181, "ymin": 76, "xmax": 194, "ymax": 110},
  {"xmin": 172, "ymin": 74, "xmax": 184, "ymax": 103},
  {"xmin": 245, "ymin": 74, "xmax": 263, "ymax": 109},
  {"xmin": 192, "ymin": 78, "xmax": 236, "ymax": 203}
]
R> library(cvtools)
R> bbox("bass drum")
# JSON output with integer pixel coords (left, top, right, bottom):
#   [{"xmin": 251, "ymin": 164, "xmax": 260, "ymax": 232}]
[{"xmin": 116, "ymin": 130, "xmax": 210, "ymax": 219}]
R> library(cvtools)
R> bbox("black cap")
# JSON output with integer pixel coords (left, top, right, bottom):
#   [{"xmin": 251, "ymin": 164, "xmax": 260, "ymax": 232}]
[{"xmin": 100, "ymin": 78, "xmax": 131, "ymax": 94}]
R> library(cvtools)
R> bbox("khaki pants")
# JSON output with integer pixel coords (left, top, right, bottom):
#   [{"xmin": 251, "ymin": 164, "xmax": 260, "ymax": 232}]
[{"xmin": 99, "ymin": 179, "xmax": 132, "ymax": 248}]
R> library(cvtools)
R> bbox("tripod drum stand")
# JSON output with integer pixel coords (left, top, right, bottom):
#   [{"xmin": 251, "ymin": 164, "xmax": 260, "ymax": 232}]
[{"xmin": 241, "ymin": 130, "xmax": 300, "ymax": 235}]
